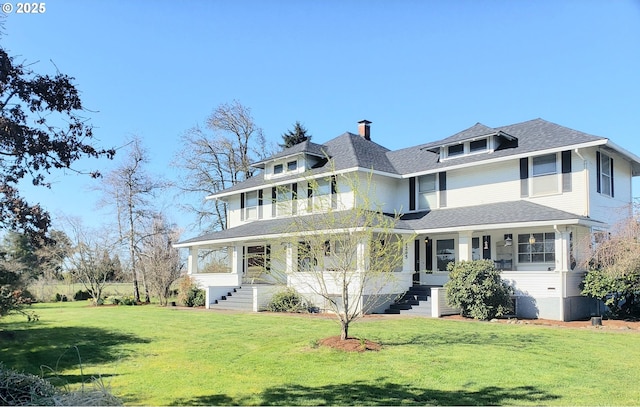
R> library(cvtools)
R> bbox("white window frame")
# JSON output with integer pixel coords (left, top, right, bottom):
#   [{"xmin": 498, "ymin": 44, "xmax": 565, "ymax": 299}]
[
  {"xmin": 531, "ymin": 153, "xmax": 559, "ymax": 196},
  {"xmin": 244, "ymin": 190, "xmax": 258, "ymax": 220},
  {"xmin": 418, "ymin": 174, "xmax": 437, "ymax": 210},
  {"xmin": 273, "ymin": 163, "xmax": 284, "ymax": 175},
  {"xmin": 276, "ymin": 186, "xmax": 292, "ymax": 217},
  {"xmin": 599, "ymin": 152, "xmax": 612, "ymax": 197},
  {"xmin": 517, "ymin": 232, "xmax": 555, "ymax": 264}
]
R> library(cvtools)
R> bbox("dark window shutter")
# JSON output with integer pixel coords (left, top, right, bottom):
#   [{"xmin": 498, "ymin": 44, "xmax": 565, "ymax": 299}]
[
  {"xmin": 271, "ymin": 187, "xmax": 277, "ymax": 217},
  {"xmin": 439, "ymin": 172, "xmax": 447, "ymax": 208},
  {"xmin": 409, "ymin": 177, "xmax": 416, "ymax": 211},
  {"xmin": 307, "ymin": 182, "xmax": 313, "ymax": 211},
  {"xmin": 292, "ymin": 183, "xmax": 298, "ymax": 215},
  {"xmin": 414, "ymin": 239, "xmax": 420, "ymax": 272},
  {"xmin": 258, "ymin": 189, "xmax": 263, "ymax": 219},
  {"xmin": 520, "ymin": 157, "xmax": 529, "ymax": 197},
  {"xmin": 240, "ymin": 192, "xmax": 245, "ymax": 221},
  {"xmin": 265, "ymin": 245, "xmax": 271, "ymax": 272},
  {"xmin": 596, "ymin": 151, "xmax": 601, "ymax": 193},
  {"xmin": 562, "ymin": 150, "xmax": 572, "ymax": 192},
  {"xmin": 331, "ymin": 175, "xmax": 338, "ymax": 209},
  {"xmin": 482, "ymin": 235, "xmax": 491, "ymax": 260},
  {"xmin": 425, "ymin": 238, "xmax": 433, "ymax": 271},
  {"xmin": 610, "ymin": 157, "xmax": 614, "ymax": 197}
]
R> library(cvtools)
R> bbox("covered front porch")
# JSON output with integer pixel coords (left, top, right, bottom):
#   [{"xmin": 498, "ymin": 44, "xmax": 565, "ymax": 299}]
[{"xmin": 408, "ymin": 224, "xmax": 593, "ymax": 320}]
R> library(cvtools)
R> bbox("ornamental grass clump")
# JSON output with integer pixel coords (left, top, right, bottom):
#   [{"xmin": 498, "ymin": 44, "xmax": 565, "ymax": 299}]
[
  {"xmin": 445, "ymin": 259, "xmax": 514, "ymax": 320},
  {"xmin": 0, "ymin": 363, "xmax": 121, "ymax": 406}
]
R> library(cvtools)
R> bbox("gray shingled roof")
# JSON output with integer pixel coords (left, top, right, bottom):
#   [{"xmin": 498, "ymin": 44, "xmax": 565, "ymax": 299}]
[
  {"xmin": 387, "ymin": 118, "xmax": 606, "ymax": 175},
  {"xmin": 213, "ymin": 132, "xmax": 393, "ymax": 197},
  {"xmin": 207, "ymin": 118, "xmax": 616, "ymax": 198},
  {"xmin": 177, "ymin": 201, "xmax": 600, "ymax": 246},
  {"xmin": 397, "ymin": 200, "xmax": 600, "ymax": 231}
]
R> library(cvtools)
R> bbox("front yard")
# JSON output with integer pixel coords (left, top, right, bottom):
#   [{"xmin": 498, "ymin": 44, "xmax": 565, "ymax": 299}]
[{"xmin": 1, "ymin": 302, "xmax": 639, "ymax": 405}]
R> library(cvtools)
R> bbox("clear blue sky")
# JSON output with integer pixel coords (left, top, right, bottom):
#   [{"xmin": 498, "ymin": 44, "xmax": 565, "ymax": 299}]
[{"xmin": 4, "ymin": 0, "xmax": 640, "ymax": 238}]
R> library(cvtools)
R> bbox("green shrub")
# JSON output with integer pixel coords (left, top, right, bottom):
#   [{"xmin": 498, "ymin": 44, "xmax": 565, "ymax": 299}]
[
  {"xmin": 266, "ymin": 288, "xmax": 309, "ymax": 313},
  {"xmin": 53, "ymin": 293, "xmax": 68, "ymax": 303},
  {"xmin": 445, "ymin": 260, "xmax": 514, "ymax": 320},
  {"xmin": 73, "ymin": 290, "xmax": 92, "ymax": 301},
  {"xmin": 121, "ymin": 296, "xmax": 136, "ymax": 306},
  {"xmin": 177, "ymin": 276, "xmax": 206, "ymax": 307},
  {"xmin": 581, "ymin": 269, "xmax": 640, "ymax": 318}
]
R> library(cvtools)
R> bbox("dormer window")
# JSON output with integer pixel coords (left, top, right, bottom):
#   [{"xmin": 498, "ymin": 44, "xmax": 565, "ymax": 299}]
[
  {"xmin": 470, "ymin": 139, "xmax": 488, "ymax": 153},
  {"xmin": 287, "ymin": 160, "xmax": 298, "ymax": 171},
  {"xmin": 442, "ymin": 137, "xmax": 492, "ymax": 160},
  {"xmin": 274, "ymin": 164, "xmax": 284, "ymax": 174},
  {"xmin": 447, "ymin": 144, "xmax": 464, "ymax": 157}
]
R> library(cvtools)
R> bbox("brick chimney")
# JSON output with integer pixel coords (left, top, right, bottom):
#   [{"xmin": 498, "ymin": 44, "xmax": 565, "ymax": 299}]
[{"xmin": 358, "ymin": 120, "xmax": 372, "ymax": 140}]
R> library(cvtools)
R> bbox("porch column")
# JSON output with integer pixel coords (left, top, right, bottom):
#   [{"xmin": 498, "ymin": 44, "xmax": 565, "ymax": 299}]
[
  {"xmin": 458, "ymin": 231, "xmax": 474, "ymax": 262},
  {"xmin": 187, "ymin": 247, "xmax": 198, "ymax": 274},
  {"xmin": 231, "ymin": 245, "xmax": 243, "ymax": 275},
  {"xmin": 284, "ymin": 243, "xmax": 294, "ymax": 273},
  {"xmin": 554, "ymin": 227, "xmax": 571, "ymax": 272},
  {"xmin": 356, "ymin": 238, "xmax": 367, "ymax": 272},
  {"xmin": 402, "ymin": 240, "xmax": 413, "ymax": 272}
]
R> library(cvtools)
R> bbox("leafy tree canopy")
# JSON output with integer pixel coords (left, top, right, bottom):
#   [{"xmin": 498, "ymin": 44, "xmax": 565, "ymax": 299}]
[{"xmin": 0, "ymin": 46, "xmax": 115, "ymax": 243}]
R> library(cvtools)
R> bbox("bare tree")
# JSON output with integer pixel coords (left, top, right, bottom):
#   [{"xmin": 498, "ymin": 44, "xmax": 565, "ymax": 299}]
[
  {"xmin": 64, "ymin": 218, "xmax": 116, "ymax": 305},
  {"xmin": 580, "ymin": 208, "xmax": 640, "ymax": 317},
  {"xmin": 139, "ymin": 214, "xmax": 183, "ymax": 306},
  {"xmin": 173, "ymin": 100, "xmax": 273, "ymax": 231},
  {"xmin": 98, "ymin": 137, "xmax": 165, "ymax": 303},
  {"xmin": 276, "ymin": 171, "xmax": 414, "ymax": 340}
]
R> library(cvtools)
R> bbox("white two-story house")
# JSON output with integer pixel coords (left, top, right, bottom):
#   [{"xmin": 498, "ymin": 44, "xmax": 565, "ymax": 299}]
[{"xmin": 175, "ymin": 118, "xmax": 640, "ymax": 321}]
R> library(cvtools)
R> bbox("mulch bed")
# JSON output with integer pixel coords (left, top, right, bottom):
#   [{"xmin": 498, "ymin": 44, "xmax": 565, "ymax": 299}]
[{"xmin": 318, "ymin": 336, "xmax": 382, "ymax": 352}]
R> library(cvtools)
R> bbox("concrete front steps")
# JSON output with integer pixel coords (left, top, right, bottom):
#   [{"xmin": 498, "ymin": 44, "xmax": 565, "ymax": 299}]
[
  {"xmin": 209, "ymin": 286, "xmax": 253, "ymax": 311},
  {"xmin": 384, "ymin": 285, "xmax": 433, "ymax": 316}
]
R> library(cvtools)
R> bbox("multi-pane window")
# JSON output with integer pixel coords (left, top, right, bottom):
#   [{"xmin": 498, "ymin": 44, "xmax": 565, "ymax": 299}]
[
  {"xmin": 244, "ymin": 190, "xmax": 258, "ymax": 220},
  {"xmin": 470, "ymin": 139, "xmax": 488, "ymax": 153},
  {"xmin": 447, "ymin": 144, "xmax": 464, "ymax": 157},
  {"xmin": 599, "ymin": 152, "xmax": 612, "ymax": 197},
  {"xmin": 436, "ymin": 239, "xmax": 455, "ymax": 271},
  {"xmin": 532, "ymin": 153, "xmax": 558, "ymax": 195},
  {"xmin": 314, "ymin": 178, "xmax": 331, "ymax": 211},
  {"xmin": 418, "ymin": 174, "xmax": 437, "ymax": 210},
  {"xmin": 276, "ymin": 186, "xmax": 292, "ymax": 217},
  {"xmin": 517, "ymin": 233, "xmax": 555, "ymax": 263}
]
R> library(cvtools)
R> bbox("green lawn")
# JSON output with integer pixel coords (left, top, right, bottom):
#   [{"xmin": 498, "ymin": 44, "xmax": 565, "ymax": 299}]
[{"xmin": 1, "ymin": 302, "xmax": 639, "ymax": 406}]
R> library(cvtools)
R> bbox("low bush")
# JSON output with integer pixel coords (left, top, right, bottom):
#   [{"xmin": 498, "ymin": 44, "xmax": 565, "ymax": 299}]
[
  {"xmin": 445, "ymin": 260, "xmax": 514, "ymax": 320},
  {"xmin": 177, "ymin": 276, "xmax": 206, "ymax": 307},
  {"xmin": 73, "ymin": 290, "xmax": 92, "ymax": 301},
  {"xmin": 266, "ymin": 288, "xmax": 310, "ymax": 313},
  {"xmin": 53, "ymin": 293, "xmax": 68, "ymax": 302}
]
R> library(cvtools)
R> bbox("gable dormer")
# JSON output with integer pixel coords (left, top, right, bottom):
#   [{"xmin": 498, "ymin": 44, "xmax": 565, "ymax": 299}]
[
  {"xmin": 423, "ymin": 123, "xmax": 518, "ymax": 162},
  {"xmin": 252, "ymin": 140, "xmax": 329, "ymax": 181}
]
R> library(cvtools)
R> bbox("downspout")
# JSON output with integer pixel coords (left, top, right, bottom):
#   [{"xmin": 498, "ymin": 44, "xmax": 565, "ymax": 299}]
[
  {"xmin": 575, "ymin": 148, "xmax": 589, "ymax": 217},
  {"xmin": 554, "ymin": 224, "xmax": 567, "ymax": 321}
]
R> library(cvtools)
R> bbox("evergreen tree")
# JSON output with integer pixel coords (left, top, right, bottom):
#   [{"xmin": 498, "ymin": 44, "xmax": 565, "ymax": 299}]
[{"xmin": 280, "ymin": 121, "xmax": 311, "ymax": 149}]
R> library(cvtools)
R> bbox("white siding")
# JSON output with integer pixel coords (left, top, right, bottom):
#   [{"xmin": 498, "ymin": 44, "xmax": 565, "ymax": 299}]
[
  {"xmin": 587, "ymin": 148, "xmax": 634, "ymax": 225},
  {"xmin": 501, "ymin": 271, "xmax": 562, "ymax": 298}
]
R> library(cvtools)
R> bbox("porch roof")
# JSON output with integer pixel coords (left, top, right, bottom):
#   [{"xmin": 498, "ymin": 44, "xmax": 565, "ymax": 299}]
[
  {"xmin": 175, "ymin": 201, "xmax": 602, "ymax": 248},
  {"xmin": 397, "ymin": 200, "xmax": 603, "ymax": 233}
]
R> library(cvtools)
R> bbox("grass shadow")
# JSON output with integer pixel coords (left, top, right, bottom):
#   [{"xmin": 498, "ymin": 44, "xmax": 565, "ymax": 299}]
[
  {"xmin": 0, "ymin": 325, "xmax": 149, "ymax": 385},
  {"xmin": 170, "ymin": 394, "xmax": 236, "ymax": 406},
  {"xmin": 380, "ymin": 330, "xmax": 542, "ymax": 349},
  {"xmin": 252, "ymin": 381, "xmax": 560, "ymax": 406}
]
